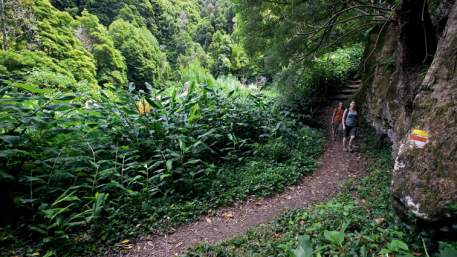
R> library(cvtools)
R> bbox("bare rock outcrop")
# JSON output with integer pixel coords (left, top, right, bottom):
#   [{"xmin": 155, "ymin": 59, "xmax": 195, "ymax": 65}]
[{"xmin": 359, "ymin": 0, "xmax": 457, "ymax": 232}]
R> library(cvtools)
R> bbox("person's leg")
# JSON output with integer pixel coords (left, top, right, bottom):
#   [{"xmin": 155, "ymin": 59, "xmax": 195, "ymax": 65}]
[
  {"xmin": 348, "ymin": 136, "xmax": 355, "ymax": 151},
  {"xmin": 348, "ymin": 127, "xmax": 357, "ymax": 152},
  {"xmin": 332, "ymin": 123, "xmax": 338, "ymax": 140},
  {"xmin": 342, "ymin": 127, "xmax": 348, "ymax": 151}
]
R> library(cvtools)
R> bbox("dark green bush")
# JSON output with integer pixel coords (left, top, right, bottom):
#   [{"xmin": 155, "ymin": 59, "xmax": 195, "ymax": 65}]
[{"xmin": 255, "ymin": 139, "xmax": 291, "ymax": 163}]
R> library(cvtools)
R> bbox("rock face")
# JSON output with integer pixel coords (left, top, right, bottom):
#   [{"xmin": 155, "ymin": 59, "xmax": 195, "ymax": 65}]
[{"xmin": 360, "ymin": 0, "xmax": 457, "ymax": 230}]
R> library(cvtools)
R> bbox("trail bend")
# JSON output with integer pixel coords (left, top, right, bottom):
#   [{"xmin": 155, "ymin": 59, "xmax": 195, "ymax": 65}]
[{"xmin": 112, "ymin": 90, "xmax": 369, "ymax": 257}]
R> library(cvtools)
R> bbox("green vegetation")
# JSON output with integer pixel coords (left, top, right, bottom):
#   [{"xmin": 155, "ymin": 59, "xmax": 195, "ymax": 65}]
[
  {"xmin": 108, "ymin": 19, "xmax": 170, "ymax": 88},
  {"xmin": 1, "ymin": 0, "xmax": 100, "ymax": 95},
  {"xmin": 76, "ymin": 11, "xmax": 128, "ymax": 87},
  {"xmin": 275, "ymin": 45, "xmax": 363, "ymax": 115},
  {"xmin": 185, "ymin": 135, "xmax": 457, "ymax": 257},
  {"xmin": 0, "ymin": 67, "xmax": 325, "ymax": 255},
  {"xmin": 2, "ymin": 0, "xmax": 453, "ymax": 256},
  {"xmin": 0, "ymin": 0, "xmax": 246, "ymax": 95}
]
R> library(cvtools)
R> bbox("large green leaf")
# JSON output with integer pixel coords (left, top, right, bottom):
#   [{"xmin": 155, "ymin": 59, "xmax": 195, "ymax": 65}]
[
  {"xmin": 324, "ymin": 230, "xmax": 345, "ymax": 247},
  {"xmin": 292, "ymin": 235, "xmax": 313, "ymax": 257},
  {"xmin": 0, "ymin": 135, "xmax": 21, "ymax": 144},
  {"xmin": 14, "ymin": 83, "xmax": 50, "ymax": 94}
]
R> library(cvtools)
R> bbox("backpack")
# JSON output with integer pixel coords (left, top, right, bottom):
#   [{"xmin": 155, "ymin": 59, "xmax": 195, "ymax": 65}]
[{"xmin": 343, "ymin": 108, "xmax": 358, "ymax": 126}]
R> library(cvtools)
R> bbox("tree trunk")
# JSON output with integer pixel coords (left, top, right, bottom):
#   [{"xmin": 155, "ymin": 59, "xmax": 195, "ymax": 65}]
[
  {"xmin": 397, "ymin": 0, "xmax": 437, "ymax": 66},
  {"xmin": 0, "ymin": 0, "xmax": 7, "ymax": 51}
]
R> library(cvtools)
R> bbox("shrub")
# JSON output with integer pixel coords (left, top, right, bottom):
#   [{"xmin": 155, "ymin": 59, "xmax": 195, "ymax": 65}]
[{"xmin": 255, "ymin": 139, "xmax": 291, "ymax": 163}]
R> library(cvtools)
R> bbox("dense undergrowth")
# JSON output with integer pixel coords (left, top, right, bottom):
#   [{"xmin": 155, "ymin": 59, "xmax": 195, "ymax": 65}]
[
  {"xmin": 185, "ymin": 133, "xmax": 457, "ymax": 257},
  {"xmin": 0, "ymin": 76, "xmax": 324, "ymax": 256}
]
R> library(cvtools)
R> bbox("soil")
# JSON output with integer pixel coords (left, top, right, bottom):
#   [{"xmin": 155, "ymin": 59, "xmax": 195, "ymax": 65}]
[{"xmin": 110, "ymin": 105, "xmax": 370, "ymax": 257}]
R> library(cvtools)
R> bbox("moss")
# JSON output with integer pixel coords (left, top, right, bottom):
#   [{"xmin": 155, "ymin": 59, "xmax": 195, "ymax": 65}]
[{"xmin": 448, "ymin": 202, "xmax": 457, "ymax": 212}]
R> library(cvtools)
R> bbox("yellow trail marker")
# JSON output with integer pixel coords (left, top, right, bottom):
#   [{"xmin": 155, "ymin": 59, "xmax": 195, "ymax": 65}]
[
  {"xmin": 409, "ymin": 128, "xmax": 430, "ymax": 148},
  {"xmin": 412, "ymin": 129, "xmax": 429, "ymax": 138}
]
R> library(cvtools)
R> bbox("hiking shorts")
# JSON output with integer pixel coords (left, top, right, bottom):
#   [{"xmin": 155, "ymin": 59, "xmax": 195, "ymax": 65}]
[{"xmin": 344, "ymin": 126, "xmax": 357, "ymax": 138}]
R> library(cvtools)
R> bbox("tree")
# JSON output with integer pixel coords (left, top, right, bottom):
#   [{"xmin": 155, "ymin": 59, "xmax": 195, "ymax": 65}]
[
  {"xmin": 34, "ymin": 0, "xmax": 98, "ymax": 90},
  {"xmin": 207, "ymin": 30, "xmax": 232, "ymax": 76},
  {"xmin": 0, "ymin": 0, "xmax": 7, "ymax": 50},
  {"xmin": 108, "ymin": 19, "xmax": 170, "ymax": 88},
  {"xmin": 76, "ymin": 10, "xmax": 128, "ymax": 88},
  {"xmin": 0, "ymin": 0, "xmax": 100, "ymax": 94},
  {"xmin": 234, "ymin": 0, "xmax": 396, "ymax": 74}
]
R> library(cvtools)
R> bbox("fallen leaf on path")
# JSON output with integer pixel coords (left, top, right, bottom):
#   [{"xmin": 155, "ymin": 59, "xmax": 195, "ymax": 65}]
[
  {"xmin": 222, "ymin": 212, "xmax": 234, "ymax": 219},
  {"xmin": 175, "ymin": 242, "xmax": 183, "ymax": 247},
  {"xmin": 121, "ymin": 239, "xmax": 130, "ymax": 244},
  {"xmin": 205, "ymin": 217, "xmax": 212, "ymax": 223}
]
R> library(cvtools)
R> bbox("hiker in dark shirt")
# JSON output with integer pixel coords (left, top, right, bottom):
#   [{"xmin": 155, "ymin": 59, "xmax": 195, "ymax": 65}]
[{"xmin": 342, "ymin": 101, "xmax": 358, "ymax": 152}]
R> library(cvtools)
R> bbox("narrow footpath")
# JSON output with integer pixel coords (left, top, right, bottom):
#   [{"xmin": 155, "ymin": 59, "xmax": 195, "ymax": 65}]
[{"xmin": 114, "ymin": 82, "xmax": 370, "ymax": 257}]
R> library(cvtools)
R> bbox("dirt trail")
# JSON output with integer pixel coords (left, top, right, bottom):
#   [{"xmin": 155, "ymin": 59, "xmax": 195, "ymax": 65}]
[{"xmin": 113, "ymin": 105, "xmax": 370, "ymax": 257}]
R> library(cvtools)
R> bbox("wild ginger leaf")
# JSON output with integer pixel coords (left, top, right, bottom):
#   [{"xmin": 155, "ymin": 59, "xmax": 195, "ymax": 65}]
[
  {"xmin": 0, "ymin": 149, "xmax": 28, "ymax": 158},
  {"xmin": 89, "ymin": 192, "xmax": 108, "ymax": 222},
  {"xmin": 56, "ymin": 95, "xmax": 76, "ymax": 101},
  {"xmin": 324, "ymin": 230, "xmax": 345, "ymax": 247},
  {"xmin": 14, "ymin": 83, "xmax": 49, "ymax": 94},
  {"xmin": 45, "ymin": 103, "xmax": 73, "ymax": 111},
  {"xmin": 0, "ymin": 135, "xmax": 21, "ymax": 144},
  {"xmin": 166, "ymin": 160, "xmax": 173, "ymax": 171},
  {"xmin": 51, "ymin": 190, "xmax": 80, "ymax": 207}
]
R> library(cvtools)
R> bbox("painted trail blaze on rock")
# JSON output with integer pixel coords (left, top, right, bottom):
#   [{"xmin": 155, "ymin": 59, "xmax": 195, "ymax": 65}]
[{"xmin": 408, "ymin": 129, "xmax": 430, "ymax": 148}]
